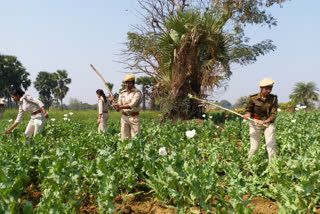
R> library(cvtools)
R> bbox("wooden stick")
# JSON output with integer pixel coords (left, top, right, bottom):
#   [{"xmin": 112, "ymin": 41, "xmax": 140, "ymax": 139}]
[
  {"xmin": 189, "ymin": 94, "xmax": 268, "ymax": 128},
  {"xmin": 90, "ymin": 64, "xmax": 114, "ymax": 100}
]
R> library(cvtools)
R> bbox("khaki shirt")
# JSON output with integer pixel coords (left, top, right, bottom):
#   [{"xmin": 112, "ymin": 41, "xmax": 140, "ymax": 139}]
[
  {"xmin": 245, "ymin": 93, "xmax": 278, "ymax": 123},
  {"xmin": 15, "ymin": 95, "xmax": 44, "ymax": 123},
  {"xmin": 118, "ymin": 88, "xmax": 142, "ymax": 112},
  {"xmin": 0, "ymin": 106, "xmax": 5, "ymax": 118},
  {"xmin": 98, "ymin": 97, "xmax": 110, "ymax": 114}
]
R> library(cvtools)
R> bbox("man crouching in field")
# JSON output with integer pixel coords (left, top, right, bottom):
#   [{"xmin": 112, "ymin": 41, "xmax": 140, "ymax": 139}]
[{"xmin": 0, "ymin": 98, "xmax": 6, "ymax": 118}]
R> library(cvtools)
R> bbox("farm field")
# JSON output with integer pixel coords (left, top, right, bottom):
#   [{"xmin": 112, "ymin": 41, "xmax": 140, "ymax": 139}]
[{"xmin": 0, "ymin": 110, "xmax": 320, "ymax": 213}]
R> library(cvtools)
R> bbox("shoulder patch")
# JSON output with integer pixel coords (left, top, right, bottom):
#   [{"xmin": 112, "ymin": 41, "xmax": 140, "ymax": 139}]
[{"xmin": 250, "ymin": 93, "xmax": 258, "ymax": 97}]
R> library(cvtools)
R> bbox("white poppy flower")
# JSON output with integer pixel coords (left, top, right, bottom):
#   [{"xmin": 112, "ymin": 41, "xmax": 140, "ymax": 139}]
[
  {"xmin": 295, "ymin": 107, "xmax": 299, "ymax": 111},
  {"xmin": 216, "ymin": 125, "xmax": 220, "ymax": 129},
  {"xmin": 209, "ymin": 116, "xmax": 213, "ymax": 119},
  {"xmin": 291, "ymin": 119, "xmax": 296, "ymax": 123},
  {"xmin": 300, "ymin": 106, "xmax": 307, "ymax": 109},
  {"xmin": 69, "ymin": 112, "xmax": 74, "ymax": 115},
  {"xmin": 51, "ymin": 118, "xmax": 56, "ymax": 121},
  {"xmin": 64, "ymin": 114, "xmax": 68, "ymax": 117},
  {"xmin": 296, "ymin": 104, "xmax": 300, "ymax": 108},
  {"xmin": 34, "ymin": 119, "xmax": 42, "ymax": 127},
  {"xmin": 68, "ymin": 118, "xmax": 71, "ymax": 121},
  {"xmin": 8, "ymin": 119, "xmax": 13, "ymax": 122},
  {"xmin": 202, "ymin": 114, "xmax": 206, "ymax": 118},
  {"xmin": 159, "ymin": 147, "xmax": 167, "ymax": 156},
  {"xmin": 277, "ymin": 109, "xmax": 281, "ymax": 112},
  {"xmin": 186, "ymin": 129, "xmax": 196, "ymax": 138},
  {"xmin": 64, "ymin": 117, "xmax": 68, "ymax": 120}
]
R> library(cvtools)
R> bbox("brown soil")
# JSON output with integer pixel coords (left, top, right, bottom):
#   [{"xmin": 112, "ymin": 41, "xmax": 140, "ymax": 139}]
[
  {"xmin": 244, "ymin": 195, "xmax": 278, "ymax": 214},
  {"xmin": 113, "ymin": 192, "xmax": 176, "ymax": 214},
  {"xmin": 20, "ymin": 183, "xmax": 42, "ymax": 211}
]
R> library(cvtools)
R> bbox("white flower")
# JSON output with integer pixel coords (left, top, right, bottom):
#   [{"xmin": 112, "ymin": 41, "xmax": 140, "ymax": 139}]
[
  {"xmin": 69, "ymin": 112, "xmax": 74, "ymax": 115},
  {"xmin": 295, "ymin": 107, "xmax": 300, "ymax": 111},
  {"xmin": 64, "ymin": 117, "xmax": 68, "ymax": 120},
  {"xmin": 64, "ymin": 114, "xmax": 68, "ymax": 117},
  {"xmin": 34, "ymin": 119, "xmax": 42, "ymax": 127},
  {"xmin": 300, "ymin": 106, "xmax": 307, "ymax": 109},
  {"xmin": 296, "ymin": 104, "xmax": 301, "ymax": 108},
  {"xmin": 159, "ymin": 147, "xmax": 167, "ymax": 156},
  {"xmin": 8, "ymin": 119, "xmax": 13, "ymax": 122},
  {"xmin": 277, "ymin": 109, "xmax": 281, "ymax": 112},
  {"xmin": 242, "ymin": 119, "xmax": 247, "ymax": 122},
  {"xmin": 202, "ymin": 114, "xmax": 206, "ymax": 118},
  {"xmin": 186, "ymin": 129, "xmax": 196, "ymax": 138},
  {"xmin": 291, "ymin": 119, "xmax": 296, "ymax": 123},
  {"xmin": 209, "ymin": 116, "xmax": 213, "ymax": 119},
  {"xmin": 216, "ymin": 125, "xmax": 220, "ymax": 129},
  {"xmin": 51, "ymin": 118, "xmax": 56, "ymax": 121},
  {"xmin": 68, "ymin": 118, "xmax": 71, "ymax": 121}
]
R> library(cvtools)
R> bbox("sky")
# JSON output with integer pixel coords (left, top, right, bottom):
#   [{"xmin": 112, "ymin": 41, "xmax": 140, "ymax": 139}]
[{"xmin": 1, "ymin": 0, "xmax": 320, "ymax": 105}]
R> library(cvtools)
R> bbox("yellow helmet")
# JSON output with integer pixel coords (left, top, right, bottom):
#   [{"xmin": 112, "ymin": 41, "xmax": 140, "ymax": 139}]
[
  {"xmin": 259, "ymin": 78, "xmax": 274, "ymax": 87},
  {"xmin": 124, "ymin": 74, "xmax": 135, "ymax": 82}
]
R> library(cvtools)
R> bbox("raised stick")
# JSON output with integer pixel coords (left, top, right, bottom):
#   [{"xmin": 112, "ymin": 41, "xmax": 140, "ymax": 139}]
[{"xmin": 188, "ymin": 94, "xmax": 268, "ymax": 127}]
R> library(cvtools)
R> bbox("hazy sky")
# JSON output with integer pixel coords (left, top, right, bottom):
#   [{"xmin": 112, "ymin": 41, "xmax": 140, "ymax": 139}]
[{"xmin": 1, "ymin": 0, "xmax": 319, "ymax": 105}]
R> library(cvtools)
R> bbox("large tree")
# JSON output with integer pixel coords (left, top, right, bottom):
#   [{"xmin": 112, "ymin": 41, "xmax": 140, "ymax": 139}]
[
  {"xmin": 0, "ymin": 54, "xmax": 31, "ymax": 107},
  {"xmin": 289, "ymin": 82, "xmax": 319, "ymax": 108},
  {"xmin": 34, "ymin": 71, "xmax": 57, "ymax": 109},
  {"xmin": 136, "ymin": 76, "xmax": 155, "ymax": 110},
  {"xmin": 122, "ymin": 0, "xmax": 288, "ymax": 120},
  {"xmin": 53, "ymin": 70, "xmax": 71, "ymax": 111}
]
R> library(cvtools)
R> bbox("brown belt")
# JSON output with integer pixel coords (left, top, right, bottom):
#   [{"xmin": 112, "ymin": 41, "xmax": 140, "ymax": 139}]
[
  {"xmin": 122, "ymin": 111, "xmax": 139, "ymax": 117},
  {"xmin": 103, "ymin": 111, "xmax": 108, "ymax": 113},
  {"xmin": 32, "ymin": 110, "xmax": 42, "ymax": 115}
]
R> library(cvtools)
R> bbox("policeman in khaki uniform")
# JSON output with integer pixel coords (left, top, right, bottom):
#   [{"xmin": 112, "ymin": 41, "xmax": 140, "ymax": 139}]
[
  {"xmin": 5, "ymin": 89, "xmax": 48, "ymax": 143},
  {"xmin": 243, "ymin": 78, "xmax": 278, "ymax": 162},
  {"xmin": 113, "ymin": 75, "xmax": 142, "ymax": 141},
  {"xmin": 0, "ymin": 98, "xmax": 6, "ymax": 118}
]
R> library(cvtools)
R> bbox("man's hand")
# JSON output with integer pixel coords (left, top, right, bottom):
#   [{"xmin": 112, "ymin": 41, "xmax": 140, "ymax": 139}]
[
  {"xmin": 44, "ymin": 112, "xmax": 49, "ymax": 119},
  {"xmin": 113, "ymin": 104, "xmax": 120, "ymax": 112},
  {"xmin": 5, "ymin": 129, "xmax": 12, "ymax": 134},
  {"xmin": 256, "ymin": 120, "xmax": 265, "ymax": 126},
  {"xmin": 242, "ymin": 113, "xmax": 251, "ymax": 120},
  {"xmin": 97, "ymin": 119, "xmax": 101, "ymax": 124}
]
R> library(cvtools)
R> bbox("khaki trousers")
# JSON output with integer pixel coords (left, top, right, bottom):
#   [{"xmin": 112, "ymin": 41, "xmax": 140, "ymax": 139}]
[
  {"xmin": 248, "ymin": 121, "xmax": 276, "ymax": 162},
  {"xmin": 98, "ymin": 113, "xmax": 109, "ymax": 133},
  {"xmin": 121, "ymin": 115, "xmax": 140, "ymax": 141},
  {"xmin": 25, "ymin": 113, "xmax": 46, "ymax": 138}
]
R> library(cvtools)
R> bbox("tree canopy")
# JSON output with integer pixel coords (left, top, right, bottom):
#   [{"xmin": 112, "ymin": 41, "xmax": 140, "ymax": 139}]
[
  {"xmin": 34, "ymin": 71, "xmax": 57, "ymax": 109},
  {"xmin": 289, "ymin": 82, "xmax": 319, "ymax": 108},
  {"xmin": 0, "ymin": 54, "xmax": 31, "ymax": 107},
  {"xmin": 123, "ymin": 0, "xmax": 289, "ymax": 120}
]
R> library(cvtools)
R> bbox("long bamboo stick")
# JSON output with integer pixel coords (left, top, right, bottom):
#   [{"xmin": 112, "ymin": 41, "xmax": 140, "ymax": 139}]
[
  {"xmin": 188, "ymin": 94, "xmax": 268, "ymax": 127},
  {"xmin": 90, "ymin": 64, "xmax": 114, "ymax": 99}
]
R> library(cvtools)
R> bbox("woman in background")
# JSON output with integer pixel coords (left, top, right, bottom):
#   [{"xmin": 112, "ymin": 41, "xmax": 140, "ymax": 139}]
[{"xmin": 96, "ymin": 89, "xmax": 111, "ymax": 133}]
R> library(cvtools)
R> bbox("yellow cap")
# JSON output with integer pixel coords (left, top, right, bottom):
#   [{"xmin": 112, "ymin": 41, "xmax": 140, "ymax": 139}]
[
  {"xmin": 0, "ymin": 98, "xmax": 6, "ymax": 105},
  {"xmin": 259, "ymin": 78, "xmax": 274, "ymax": 87},
  {"xmin": 124, "ymin": 74, "xmax": 135, "ymax": 82}
]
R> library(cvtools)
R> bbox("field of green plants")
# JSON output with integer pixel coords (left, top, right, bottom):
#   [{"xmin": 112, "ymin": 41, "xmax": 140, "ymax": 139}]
[{"xmin": 0, "ymin": 110, "xmax": 319, "ymax": 213}]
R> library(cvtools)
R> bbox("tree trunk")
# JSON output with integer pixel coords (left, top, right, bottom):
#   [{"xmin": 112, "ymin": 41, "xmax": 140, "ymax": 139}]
[
  {"xmin": 167, "ymin": 34, "xmax": 203, "ymax": 120},
  {"xmin": 61, "ymin": 98, "xmax": 63, "ymax": 111},
  {"xmin": 142, "ymin": 86, "xmax": 146, "ymax": 110}
]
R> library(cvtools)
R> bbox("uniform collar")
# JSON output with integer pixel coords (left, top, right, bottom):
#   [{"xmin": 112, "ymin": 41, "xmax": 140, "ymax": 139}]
[{"xmin": 257, "ymin": 93, "xmax": 271, "ymax": 101}]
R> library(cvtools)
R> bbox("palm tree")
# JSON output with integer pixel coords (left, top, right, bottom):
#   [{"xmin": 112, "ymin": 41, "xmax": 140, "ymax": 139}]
[
  {"xmin": 53, "ymin": 70, "xmax": 71, "ymax": 111},
  {"xmin": 136, "ymin": 76, "xmax": 155, "ymax": 110},
  {"xmin": 289, "ymin": 82, "xmax": 319, "ymax": 108},
  {"xmin": 34, "ymin": 71, "xmax": 57, "ymax": 109}
]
